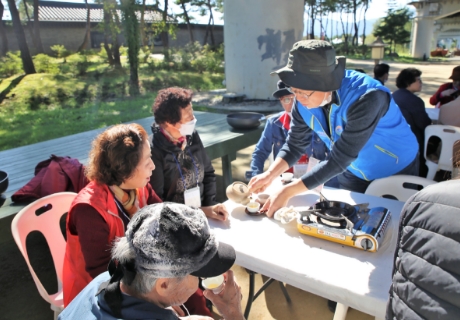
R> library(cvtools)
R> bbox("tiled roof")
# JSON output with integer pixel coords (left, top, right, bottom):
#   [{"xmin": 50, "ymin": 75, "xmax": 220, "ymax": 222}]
[{"xmin": 2, "ymin": 1, "xmax": 173, "ymax": 23}]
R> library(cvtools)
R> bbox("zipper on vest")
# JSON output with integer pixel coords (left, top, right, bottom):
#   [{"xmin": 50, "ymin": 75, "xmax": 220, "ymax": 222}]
[
  {"xmin": 310, "ymin": 112, "xmax": 333, "ymax": 148},
  {"xmin": 328, "ymin": 106, "xmax": 334, "ymax": 149},
  {"xmin": 374, "ymin": 145, "xmax": 399, "ymax": 164},
  {"xmin": 350, "ymin": 163, "xmax": 369, "ymax": 181},
  {"xmin": 108, "ymin": 209, "xmax": 125, "ymax": 229}
]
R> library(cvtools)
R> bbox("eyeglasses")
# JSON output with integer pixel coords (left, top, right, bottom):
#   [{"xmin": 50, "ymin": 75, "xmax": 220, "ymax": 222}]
[
  {"xmin": 291, "ymin": 89, "xmax": 316, "ymax": 99},
  {"xmin": 280, "ymin": 97, "xmax": 293, "ymax": 104}
]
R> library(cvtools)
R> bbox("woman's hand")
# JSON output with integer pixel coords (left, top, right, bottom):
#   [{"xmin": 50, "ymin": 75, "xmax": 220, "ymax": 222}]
[
  {"xmin": 248, "ymin": 171, "xmax": 275, "ymax": 194},
  {"xmin": 201, "ymin": 204, "xmax": 229, "ymax": 221}
]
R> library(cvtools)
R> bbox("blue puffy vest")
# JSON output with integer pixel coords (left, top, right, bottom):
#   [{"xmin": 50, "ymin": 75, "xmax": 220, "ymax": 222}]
[{"xmin": 297, "ymin": 70, "xmax": 418, "ymax": 181}]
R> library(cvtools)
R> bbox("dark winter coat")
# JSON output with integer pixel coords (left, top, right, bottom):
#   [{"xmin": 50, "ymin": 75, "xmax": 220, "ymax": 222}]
[
  {"xmin": 386, "ymin": 179, "xmax": 460, "ymax": 320},
  {"xmin": 149, "ymin": 124, "xmax": 217, "ymax": 206}
]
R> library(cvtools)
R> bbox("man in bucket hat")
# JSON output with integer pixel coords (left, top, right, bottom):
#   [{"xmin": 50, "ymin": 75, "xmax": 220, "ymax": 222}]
[
  {"xmin": 59, "ymin": 203, "xmax": 244, "ymax": 320},
  {"xmin": 249, "ymin": 40, "xmax": 418, "ymax": 214},
  {"xmin": 246, "ymin": 80, "xmax": 335, "ymax": 186}
]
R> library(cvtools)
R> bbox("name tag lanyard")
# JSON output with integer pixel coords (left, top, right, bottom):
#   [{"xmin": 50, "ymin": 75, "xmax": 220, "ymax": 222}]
[
  {"xmin": 172, "ymin": 149, "xmax": 201, "ymax": 208},
  {"xmin": 172, "ymin": 149, "xmax": 199, "ymax": 190}
]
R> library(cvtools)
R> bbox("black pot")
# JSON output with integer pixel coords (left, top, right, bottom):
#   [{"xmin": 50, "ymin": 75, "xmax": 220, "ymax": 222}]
[
  {"xmin": 226, "ymin": 112, "xmax": 265, "ymax": 130},
  {"xmin": 0, "ymin": 170, "xmax": 8, "ymax": 194}
]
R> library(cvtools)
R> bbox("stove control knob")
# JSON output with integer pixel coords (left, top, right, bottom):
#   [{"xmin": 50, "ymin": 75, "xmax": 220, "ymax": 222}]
[{"xmin": 361, "ymin": 238, "xmax": 373, "ymax": 251}]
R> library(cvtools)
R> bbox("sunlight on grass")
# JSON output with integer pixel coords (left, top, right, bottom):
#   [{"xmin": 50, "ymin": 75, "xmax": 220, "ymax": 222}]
[{"xmin": 0, "ymin": 69, "xmax": 224, "ymax": 151}]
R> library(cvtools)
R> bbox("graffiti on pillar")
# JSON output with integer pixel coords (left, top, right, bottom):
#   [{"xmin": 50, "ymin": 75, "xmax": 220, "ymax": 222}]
[{"xmin": 257, "ymin": 28, "xmax": 295, "ymax": 69}]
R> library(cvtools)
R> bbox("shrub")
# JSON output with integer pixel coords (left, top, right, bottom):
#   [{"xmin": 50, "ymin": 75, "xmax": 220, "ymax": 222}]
[
  {"xmin": 50, "ymin": 44, "xmax": 70, "ymax": 59},
  {"xmin": 67, "ymin": 53, "xmax": 90, "ymax": 76},
  {"xmin": 0, "ymin": 51, "xmax": 23, "ymax": 77},
  {"xmin": 33, "ymin": 54, "xmax": 59, "ymax": 74}
]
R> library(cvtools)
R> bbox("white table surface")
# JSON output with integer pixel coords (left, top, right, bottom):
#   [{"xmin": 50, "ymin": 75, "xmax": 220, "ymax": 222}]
[
  {"xmin": 425, "ymin": 107, "xmax": 440, "ymax": 121},
  {"xmin": 208, "ymin": 181, "xmax": 405, "ymax": 319}
]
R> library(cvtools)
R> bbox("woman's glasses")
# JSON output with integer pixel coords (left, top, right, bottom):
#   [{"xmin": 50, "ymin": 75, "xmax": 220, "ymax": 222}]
[{"xmin": 280, "ymin": 97, "xmax": 294, "ymax": 104}]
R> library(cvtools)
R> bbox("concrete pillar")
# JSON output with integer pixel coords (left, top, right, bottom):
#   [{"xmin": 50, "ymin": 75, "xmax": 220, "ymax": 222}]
[
  {"xmin": 224, "ymin": 0, "xmax": 304, "ymax": 99},
  {"xmin": 411, "ymin": 16, "xmax": 435, "ymax": 59}
]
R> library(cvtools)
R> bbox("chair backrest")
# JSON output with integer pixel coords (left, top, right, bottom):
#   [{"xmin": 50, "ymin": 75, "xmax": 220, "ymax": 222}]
[
  {"xmin": 365, "ymin": 175, "xmax": 437, "ymax": 202},
  {"xmin": 424, "ymin": 125, "xmax": 460, "ymax": 171},
  {"xmin": 439, "ymin": 99, "xmax": 460, "ymax": 127},
  {"xmin": 11, "ymin": 192, "xmax": 77, "ymax": 308}
]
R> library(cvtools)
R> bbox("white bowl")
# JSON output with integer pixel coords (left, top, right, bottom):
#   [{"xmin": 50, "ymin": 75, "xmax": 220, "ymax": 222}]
[
  {"xmin": 281, "ymin": 172, "xmax": 294, "ymax": 182},
  {"xmin": 246, "ymin": 201, "xmax": 260, "ymax": 213},
  {"xmin": 257, "ymin": 193, "xmax": 270, "ymax": 204}
]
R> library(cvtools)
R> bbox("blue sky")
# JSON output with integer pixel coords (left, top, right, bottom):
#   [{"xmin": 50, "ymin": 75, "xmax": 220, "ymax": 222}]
[{"xmin": 1, "ymin": 0, "xmax": 413, "ymax": 25}]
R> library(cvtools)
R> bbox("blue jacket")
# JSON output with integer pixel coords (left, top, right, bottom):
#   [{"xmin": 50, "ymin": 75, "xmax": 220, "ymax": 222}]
[
  {"xmin": 297, "ymin": 70, "xmax": 418, "ymax": 181},
  {"xmin": 58, "ymin": 272, "xmax": 178, "ymax": 320},
  {"xmin": 248, "ymin": 111, "xmax": 327, "ymax": 177}
]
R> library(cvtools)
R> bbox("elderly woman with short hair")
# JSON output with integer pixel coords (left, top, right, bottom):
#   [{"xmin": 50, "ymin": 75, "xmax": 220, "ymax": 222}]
[
  {"xmin": 63, "ymin": 123, "xmax": 162, "ymax": 306},
  {"xmin": 149, "ymin": 87, "xmax": 228, "ymax": 221}
]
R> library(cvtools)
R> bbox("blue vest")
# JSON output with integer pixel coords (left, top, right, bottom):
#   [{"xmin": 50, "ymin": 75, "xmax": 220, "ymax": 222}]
[{"xmin": 297, "ymin": 70, "xmax": 418, "ymax": 181}]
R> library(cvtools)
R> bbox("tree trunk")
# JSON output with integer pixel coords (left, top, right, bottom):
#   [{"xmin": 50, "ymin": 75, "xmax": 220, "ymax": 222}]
[
  {"xmin": 78, "ymin": 0, "xmax": 91, "ymax": 52},
  {"xmin": 310, "ymin": 4, "xmax": 315, "ymax": 39},
  {"xmin": 362, "ymin": 4, "xmax": 369, "ymax": 47},
  {"xmin": 121, "ymin": 0, "xmax": 140, "ymax": 95},
  {"xmin": 7, "ymin": 0, "xmax": 35, "ymax": 74},
  {"xmin": 140, "ymin": 0, "xmax": 147, "ymax": 46},
  {"xmin": 33, "ymin": 0, "xmax": 43, "ymax": 53},
  {"xmin": 23, "ymin": 0, "xmax": 38, "ymax": 52},
  {"xmin": 161, "ymin": 0, "xmax": 169, "ymax": 48},
  {"xmin": 352, "ymin": 0, "xmax": 358, "ymax": 46},
  {"xmin": 180, "ymin": 0, "xmax": 194, "ymax": 43},
  {"xmin": 207, "ymin": 0, "xmax": 215, "ymax": 46},
  {"xmin": 0, "ymin": 1, "xmax": 9, "ymax": 56},
  {"xmin": 103, "ymin": 4, "xmax": 115, "ymax": 65}
]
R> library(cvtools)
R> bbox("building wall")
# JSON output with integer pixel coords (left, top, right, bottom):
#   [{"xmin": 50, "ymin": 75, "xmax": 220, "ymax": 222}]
[{"xmin": 3, "ymin": 22, "xmax": 223, "ymax": 55}]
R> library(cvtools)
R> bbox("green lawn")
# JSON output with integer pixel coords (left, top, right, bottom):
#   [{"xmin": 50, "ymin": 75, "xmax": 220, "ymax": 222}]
[{"xmin": 0, "ymin": 69, "xmax": 224, "ymax": 151}]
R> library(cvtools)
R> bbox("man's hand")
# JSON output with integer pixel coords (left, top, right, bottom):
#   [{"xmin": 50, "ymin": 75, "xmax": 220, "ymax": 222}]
[
  {"xmin": 248, "ymin": 171, "xmax": 275, "ymax": 194},
  {"xmin": 261, "ymin": 180, "xmax": 308, "ymax": 218},
  {"xmin": 203, "ymin": 270, "xmax": 245, "ymax": 320},
  {"xmin": 441, "ymin": 88, "xmax": 457, "ymax": 97},
  {"xmin": 201, "ymin": 204, "xmax": 228, "ymax": 221}
]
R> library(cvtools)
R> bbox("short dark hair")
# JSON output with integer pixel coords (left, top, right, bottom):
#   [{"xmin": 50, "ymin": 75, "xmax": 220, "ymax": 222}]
[
  {"xmin": 354, "ymin": 68, "xmax": 366, "ymax": 74},
  {"xmin": 152, "ymin": 87, "xmax": 193, "ymax": 125},
  {"xmin": 86, "ymin": 124, "xmax": 148, "ymax": 186},
  {"xmin": 396, "ymin": 68, "xmax": 422, "ymax": 89},
  {"xmin": 374, "ymin": 63, "xmax": 390, "ymax": 78}
]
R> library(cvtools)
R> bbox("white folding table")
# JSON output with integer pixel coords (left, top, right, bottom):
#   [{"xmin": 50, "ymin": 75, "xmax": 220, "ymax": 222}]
[{"xmin": 208, "ymin": 182, "xmax": 405, "ymax": 320}]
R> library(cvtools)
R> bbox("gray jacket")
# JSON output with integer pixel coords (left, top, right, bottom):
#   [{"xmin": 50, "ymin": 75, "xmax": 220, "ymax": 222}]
[{"xmin": 386, "ymin": 179, "xmax": 460, "ymax": 319}]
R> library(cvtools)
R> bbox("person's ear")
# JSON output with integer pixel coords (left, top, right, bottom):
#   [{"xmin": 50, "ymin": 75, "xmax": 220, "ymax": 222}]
[{"xmin": 155, "ymin": 278, "xmax": 170, "ymax": 297}]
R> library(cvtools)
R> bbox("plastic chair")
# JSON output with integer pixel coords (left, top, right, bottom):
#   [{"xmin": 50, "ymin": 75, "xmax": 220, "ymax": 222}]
[
  {"xmin": 365, "ymin": 175, "xmax": 437, "ymax": 202},
  {"xmin": 424, "ymin": 125, "xmax": 460, "ymax": 180},
  {"xmin": 11, "ymin": 192, "xmax": 77, "ymax": 320}
]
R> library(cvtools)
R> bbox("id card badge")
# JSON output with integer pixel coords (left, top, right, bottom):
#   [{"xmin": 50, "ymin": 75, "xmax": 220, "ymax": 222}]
[
  {"xmin": 306, "ymin": 157, "xmax": 324, "ymax": 193},
  {"xmin": 184, "ymin": 186, "xmax": 201, "ymax": 208}
]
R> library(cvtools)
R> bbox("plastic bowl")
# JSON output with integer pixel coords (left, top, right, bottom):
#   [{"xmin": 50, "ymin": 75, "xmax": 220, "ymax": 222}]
[{"xmin": 0, "ymin": 170, "xmax": 8, "ymax": 194}]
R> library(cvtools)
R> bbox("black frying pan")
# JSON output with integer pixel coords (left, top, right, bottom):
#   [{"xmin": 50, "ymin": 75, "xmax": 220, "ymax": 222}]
[{"xmin": 226, "ymin": 112, "xmax": 265, "ymax": 130}]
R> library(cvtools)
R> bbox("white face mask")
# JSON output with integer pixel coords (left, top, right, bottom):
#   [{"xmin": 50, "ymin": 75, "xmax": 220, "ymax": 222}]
[
  {"xmin": 318, "ymin": 92, "xmax": 332, "ymax": 107},
  {"xmin": 179, "ymin": 117, "xmax": 197, "ymax": 136}
]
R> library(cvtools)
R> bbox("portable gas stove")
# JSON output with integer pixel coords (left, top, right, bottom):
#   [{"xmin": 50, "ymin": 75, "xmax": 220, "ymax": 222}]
[{"xmin": 296, "ymin": 200, "xmax": 391, "ymax": 252}]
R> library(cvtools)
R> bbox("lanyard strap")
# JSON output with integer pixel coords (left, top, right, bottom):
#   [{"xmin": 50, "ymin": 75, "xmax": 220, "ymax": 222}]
[
  {"xmin": 172, "ymin": 149, "xmax": 199, "ymax": 190},
  {"xmin": 114, "ymin": 197, "xmax": 131, "ymax": 222}
]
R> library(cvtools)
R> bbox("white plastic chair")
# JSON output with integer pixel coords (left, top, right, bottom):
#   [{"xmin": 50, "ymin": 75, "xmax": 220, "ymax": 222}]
[
  {"xmin": 424, "ymin": 125, "xmax": 460, "ymax": 180},
  {"xmin": 11, "ymin": 192, "xmax": 77, "ymax": 320},
  {"xmin": 365, "ymin": 175, "xmax": 437, "ymax": 202}
]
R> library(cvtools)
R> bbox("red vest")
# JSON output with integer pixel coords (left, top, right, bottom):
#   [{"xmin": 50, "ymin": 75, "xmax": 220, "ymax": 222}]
[{"xmin": 62, "ymin": 181, "xmax": 148, "ymax": 306}]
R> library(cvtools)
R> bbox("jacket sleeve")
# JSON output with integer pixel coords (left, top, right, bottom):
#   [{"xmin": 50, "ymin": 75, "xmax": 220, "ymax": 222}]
[
  {"xmin": 412, "ymin": 97, "xmax": 432, "ymax": 131},
  {"xmin": 429, "ymin": 83, "xmax": 449, "ymax": 106},
  {"xmin": 249, "ymin": 117, "xmax": 276, "ymax": 176},
  {"xmin": 195, "ymin": 133, "xmax": 217, "ymax": 206},
  {"xmin": 277, "ymin": 102, "xmax": 312, "ymax": 166},
  {"xmin": 69, "ymin": 203, "xmax": 112, "ymax": 279},
  {"xmin": 149, "ymin": 145, "xmax": 166, "ymax": 201}
]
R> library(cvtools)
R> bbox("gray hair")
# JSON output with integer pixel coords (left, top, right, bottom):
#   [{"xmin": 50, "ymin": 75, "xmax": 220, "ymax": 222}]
[{"xmin": 112, "ymin": 237, "xmax": 158, "ymax": 294}]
